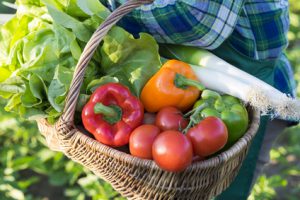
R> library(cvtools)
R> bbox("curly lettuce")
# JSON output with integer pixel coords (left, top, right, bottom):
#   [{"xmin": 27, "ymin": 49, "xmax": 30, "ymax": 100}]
[{"xmin": 0, "ymin": 0, "xmax": 161, "ymax": 123}]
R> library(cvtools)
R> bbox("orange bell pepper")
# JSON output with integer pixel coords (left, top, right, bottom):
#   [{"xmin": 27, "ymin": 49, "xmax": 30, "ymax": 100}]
[{"xmin": 140, "ymin": 60, "xmax": 205, "ymax": 112}]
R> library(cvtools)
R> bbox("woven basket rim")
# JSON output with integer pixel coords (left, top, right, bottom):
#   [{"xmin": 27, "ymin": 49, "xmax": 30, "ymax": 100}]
[{"xmin": 38, "ymin": 106, "xmax": 259, "ymax": 173}]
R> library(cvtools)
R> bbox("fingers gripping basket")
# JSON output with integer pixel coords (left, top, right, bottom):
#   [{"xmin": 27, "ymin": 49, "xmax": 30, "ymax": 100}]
[{"xmin": 37, "ymin": 0, "xmax": 261, "ymax": 199}]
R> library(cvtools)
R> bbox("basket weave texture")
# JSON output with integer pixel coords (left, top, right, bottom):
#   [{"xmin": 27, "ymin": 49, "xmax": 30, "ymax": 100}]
[{"xmin": 37, "ymin": 0, "xmax": 261, "ymax": 199}]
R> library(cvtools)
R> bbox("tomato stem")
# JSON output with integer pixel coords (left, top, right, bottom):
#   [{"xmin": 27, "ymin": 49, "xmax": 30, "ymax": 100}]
[{"xmin": 182, "ymin": 102, "xmax": 208, "ymax": 134}]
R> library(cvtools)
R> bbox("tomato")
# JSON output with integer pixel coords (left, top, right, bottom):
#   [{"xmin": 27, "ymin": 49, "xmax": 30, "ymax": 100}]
[
  {"xmin": 152, "ymin": 131, "xmax": 193, "ymax": 172},
  {"xmin": 129, "ymin": 124, "xmax": 160, "ymax": 159},
  {"xmin": 187, "ymin": 116, "xmax": 228, "ymax": 157},
  {"xmin": 155, "ymin": 107, "xmax": 188, "ymax": 131},
  {"xmin": 143, "ymin": 112, "xmax": 156, "ymax": 125}
]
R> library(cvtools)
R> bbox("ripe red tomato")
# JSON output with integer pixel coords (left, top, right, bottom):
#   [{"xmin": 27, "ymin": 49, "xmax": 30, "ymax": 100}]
[
  {"xmin": 152, "ymin": 131, "xmax": 193, "ymax": 172},
  {"xmin": 155, "ymin": 107, "xmax": 188, "ymax": 131},
  {"xmin": 187, "ymin": 117, "xmax": 228, "ymax": 157},
  {"xmin": 129, "ymin": 125, "xmax": 160, "ymax": 159}
]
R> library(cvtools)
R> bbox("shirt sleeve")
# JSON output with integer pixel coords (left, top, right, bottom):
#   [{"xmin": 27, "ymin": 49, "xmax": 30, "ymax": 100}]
[{"xmin": 103, "ymin": 0, "xmax": 245, "ymax": 50}]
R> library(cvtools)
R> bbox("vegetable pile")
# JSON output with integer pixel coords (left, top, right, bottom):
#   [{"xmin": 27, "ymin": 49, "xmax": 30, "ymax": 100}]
[
  {"xmin": 160, "ymin": 44, "xmax": 300, "ymax": 122},
  {"xmin": 82, "ymin": 60, "xmax": 249, "ymax": 172},
  {"xmin": 1, "ymin": 1, "xmax": 251, "ymax": 172}
]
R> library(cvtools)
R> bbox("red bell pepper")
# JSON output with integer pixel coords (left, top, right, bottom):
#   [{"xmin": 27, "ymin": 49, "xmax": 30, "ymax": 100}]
[{"xmin": 82, "ymin": 83, "xmax": 144, "ymax": 147}]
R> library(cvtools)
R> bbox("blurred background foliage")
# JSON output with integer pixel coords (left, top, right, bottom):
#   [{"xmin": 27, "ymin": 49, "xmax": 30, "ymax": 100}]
[{"xmin": 0, "ymin": 0, "xmax": 300, "ymax": 199}]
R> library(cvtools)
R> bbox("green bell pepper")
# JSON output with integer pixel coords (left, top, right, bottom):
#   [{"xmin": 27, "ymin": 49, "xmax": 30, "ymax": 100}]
[{"xmin": 194, "ymin": 90, "xmax": 249, "ymax": 146}]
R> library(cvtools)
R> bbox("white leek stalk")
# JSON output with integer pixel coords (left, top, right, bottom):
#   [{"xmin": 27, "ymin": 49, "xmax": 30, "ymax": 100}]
[
  {"xmin": 160, "ymin": 44, "xmax": 300, "ymax": 121},
  {"xmin": 2, "ymin": 1, "xmax": 18, "ymax": 10},
  {"xmin": 190, "ymin": 64, "xmax": 300, "ymax": 121}
]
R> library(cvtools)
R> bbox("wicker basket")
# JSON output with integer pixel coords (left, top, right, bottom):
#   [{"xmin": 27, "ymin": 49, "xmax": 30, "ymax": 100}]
[{"xmin": 37, "ymin": 0, "xmax": 261, "ymax": 199}]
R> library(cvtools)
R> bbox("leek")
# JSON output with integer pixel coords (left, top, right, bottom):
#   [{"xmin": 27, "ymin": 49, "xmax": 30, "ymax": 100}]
[{"xmin": 160, "ymin": 44, "xmax": 300, "ymax": 121}]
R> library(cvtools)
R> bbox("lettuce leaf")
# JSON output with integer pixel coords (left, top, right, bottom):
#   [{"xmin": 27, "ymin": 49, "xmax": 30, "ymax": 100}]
[
  {"xmin": 101, "ymin": 27, "xmax": 161, "ymax": 96},
  {"xmin": 0, "ymin": 0, "xmax": 161, "ymax": 121}
]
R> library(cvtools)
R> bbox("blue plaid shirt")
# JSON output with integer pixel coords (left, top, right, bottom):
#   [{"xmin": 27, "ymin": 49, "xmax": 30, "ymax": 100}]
[{"xmin": 102, "ymin": 0, "xmax": 296, "ymax": 96}]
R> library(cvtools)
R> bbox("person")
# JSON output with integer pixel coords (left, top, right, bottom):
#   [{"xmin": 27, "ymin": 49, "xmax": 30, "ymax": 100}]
[{"xmin": 100, "ymin": 0, "xmax": 297, "ymax": 199}]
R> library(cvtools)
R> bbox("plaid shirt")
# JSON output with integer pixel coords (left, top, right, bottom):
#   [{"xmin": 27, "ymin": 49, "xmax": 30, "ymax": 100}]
[{"xmin": 102, "ymin": 0, "xmax": 296, "ymax": 96}]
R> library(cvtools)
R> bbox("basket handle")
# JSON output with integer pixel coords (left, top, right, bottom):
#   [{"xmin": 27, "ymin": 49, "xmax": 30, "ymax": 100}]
[{"xmin": 60, "ymin": 0, "xmax": 154, "ymax": 126}]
